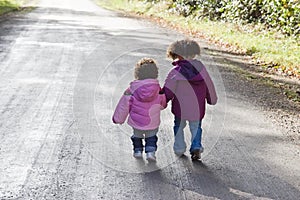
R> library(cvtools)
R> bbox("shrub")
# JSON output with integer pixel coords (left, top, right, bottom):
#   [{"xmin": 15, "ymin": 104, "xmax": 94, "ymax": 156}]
[{"xmin": 159, "ymin": 0, "xmax": 300, "ymax": 37}]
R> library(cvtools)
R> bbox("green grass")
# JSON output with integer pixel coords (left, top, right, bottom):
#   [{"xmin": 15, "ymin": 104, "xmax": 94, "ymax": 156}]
[
  {"xmin": 0, "ymin": 0, "xmax": 34, "ymax": 15},
  {"xmin": 96, "ymin": 0, "xmax": 300, "ymax": 78},
  {"xmin": 0, "ymin": 0, "xmax": 20, "ymax": 15}
]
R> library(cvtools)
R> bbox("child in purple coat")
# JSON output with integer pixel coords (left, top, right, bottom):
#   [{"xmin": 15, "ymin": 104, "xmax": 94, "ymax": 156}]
[
  {"xmin": 112, "ymin": 58, "xmax": 166, "ymax": 161},
  {"xmin": 162, "ymin": 39, "xmax": 217, "ymax": 161}
]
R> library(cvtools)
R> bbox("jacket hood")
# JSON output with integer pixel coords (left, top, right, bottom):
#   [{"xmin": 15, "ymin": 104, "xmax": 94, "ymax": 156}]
[
  {"xmin": 172, "ymin": 59, "xmax": 204, "ymax": 84},
  {"xmin": 130, "ymin": 79, "xmax": 160, "ymax": 102}
]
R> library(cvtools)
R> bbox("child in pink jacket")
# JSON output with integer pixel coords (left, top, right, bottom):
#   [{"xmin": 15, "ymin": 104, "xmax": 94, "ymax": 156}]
[
  {"xmin": 162, "ymin": 39, "xmax": 217, "ymax": 161},
  {"xmin": 112, "ymin": 58, "xmax": 166, "ymax": 161}
]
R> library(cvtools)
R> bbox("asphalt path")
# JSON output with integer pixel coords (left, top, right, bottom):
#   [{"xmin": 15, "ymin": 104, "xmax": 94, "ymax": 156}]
[{"xmin": 0, "ymin": 0, "xmax": 299, "ymax": 199}]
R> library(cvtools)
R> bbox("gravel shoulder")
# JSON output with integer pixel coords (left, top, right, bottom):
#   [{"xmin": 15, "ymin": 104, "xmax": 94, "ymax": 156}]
[{"xmin": 203, "ymin": 44, "xmax": 300, "ymax": 145}]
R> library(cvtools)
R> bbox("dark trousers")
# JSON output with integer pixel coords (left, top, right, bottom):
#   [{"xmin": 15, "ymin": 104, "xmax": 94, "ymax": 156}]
[{"xmin": 131, "ymin": 129, "xmax": 158, "ymax": 153}]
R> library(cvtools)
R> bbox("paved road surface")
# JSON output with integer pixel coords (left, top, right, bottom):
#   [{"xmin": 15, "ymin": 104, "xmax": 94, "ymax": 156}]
[{"xmin": 0, "ymin": 0, "xmax": 299, "ymax": 199}]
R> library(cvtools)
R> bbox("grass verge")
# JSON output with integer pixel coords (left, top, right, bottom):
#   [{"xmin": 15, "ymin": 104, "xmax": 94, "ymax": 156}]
[
  {"xmin": 95, "ymin": 0, "xmax": 300, "ymax": 79},
  {"xmin": 0, "ymin": 0, "xmax": 20, "ymax": 15},
  {"xmin": 0, "ymin": 0, "xmax": 35, "ymax": 15}
]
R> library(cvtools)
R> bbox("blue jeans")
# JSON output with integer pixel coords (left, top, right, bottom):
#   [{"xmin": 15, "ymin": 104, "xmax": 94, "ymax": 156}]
[
  {"xmin": 131, "ymin": 128, "xmax": 158, "ymax": 153},
  {"xmin": 173, "ymin": 117, "xmax": 203, "ymax": 154}
]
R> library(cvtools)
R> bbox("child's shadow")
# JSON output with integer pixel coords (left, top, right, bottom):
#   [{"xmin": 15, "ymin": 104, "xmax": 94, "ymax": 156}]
[
  {"xmin": 179, "ymin": 154, "xmax": 208, "ymax": 168},
  {"xmin": 192, "ymin": 159, "xmax": 208, "ymax": 168},
  {"xmin": 134, "ymin": 158, "xmax": 160, "ymax": 171}
]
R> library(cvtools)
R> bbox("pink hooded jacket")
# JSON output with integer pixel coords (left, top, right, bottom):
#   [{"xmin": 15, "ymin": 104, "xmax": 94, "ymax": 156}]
[{"xmin": 112, "ymin": 79, "xmax": 167, "ymax": 130}]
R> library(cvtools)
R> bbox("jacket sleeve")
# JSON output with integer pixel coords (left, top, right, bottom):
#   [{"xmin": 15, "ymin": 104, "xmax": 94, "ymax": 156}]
[
  {"xmin": 202, "ymin": 68, "xmax": 218, "ymax": 105},
  {"xmin": 162, "ymin": 70, "xmax": 177, "ymax": 102},
  {"xmin": 112, "ymin": 94, "xmax": 131, "ymax": 124}
]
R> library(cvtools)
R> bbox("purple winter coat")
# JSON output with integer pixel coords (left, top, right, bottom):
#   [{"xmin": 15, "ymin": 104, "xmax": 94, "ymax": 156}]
[
  {"xmin": 112, "ymin": 79, "xmax": 167, "ymax": 130},
  {"xmin": 163, "ymin": 59, "xmax": 217, "ymax": 121}
]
